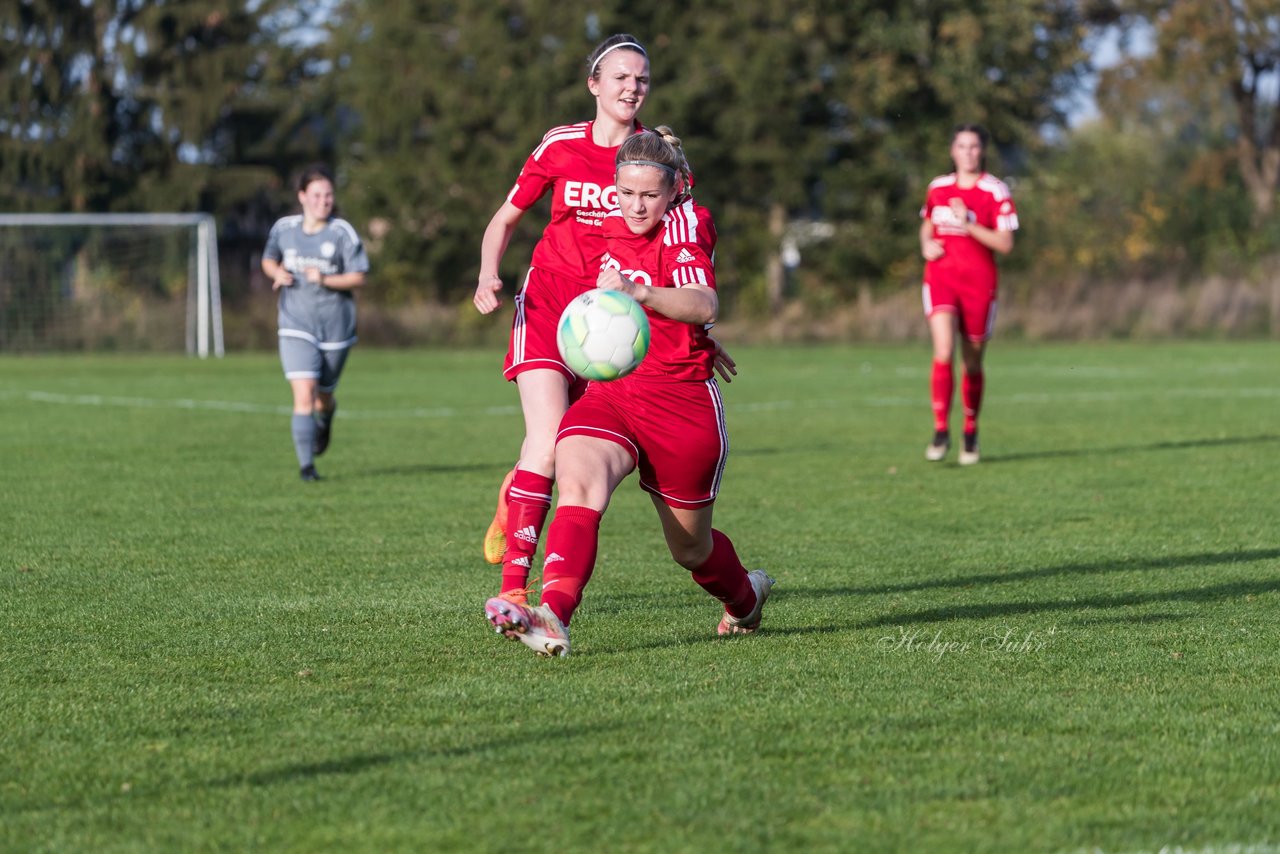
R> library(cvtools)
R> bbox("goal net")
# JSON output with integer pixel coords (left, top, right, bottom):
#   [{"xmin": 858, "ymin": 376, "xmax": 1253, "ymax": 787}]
[{"xmin": 0, "ymin": 213, "xmax": 224, "ymax": 357}]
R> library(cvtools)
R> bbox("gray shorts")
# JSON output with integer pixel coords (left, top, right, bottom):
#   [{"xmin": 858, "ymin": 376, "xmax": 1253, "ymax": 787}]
[{"xmin": 279, "ymin": 334, "xmax": 352, "ymax": 392}]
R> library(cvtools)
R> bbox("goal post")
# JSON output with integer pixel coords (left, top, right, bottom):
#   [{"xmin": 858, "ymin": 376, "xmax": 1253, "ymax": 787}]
[{"xmin": 0, "ymin": 212, "xmax": 225, "ymax": 357}]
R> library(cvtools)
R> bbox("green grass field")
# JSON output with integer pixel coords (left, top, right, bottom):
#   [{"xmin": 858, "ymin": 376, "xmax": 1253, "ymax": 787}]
[{"xmin": 2, "ymin": 341, "xmax": 1278, "ymax": 853}]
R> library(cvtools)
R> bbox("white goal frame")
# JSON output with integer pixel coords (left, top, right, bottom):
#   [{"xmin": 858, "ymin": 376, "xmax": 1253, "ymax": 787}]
[{"xmin": 0, "ymin": 212, "xmax": 224, "ymax": 357}]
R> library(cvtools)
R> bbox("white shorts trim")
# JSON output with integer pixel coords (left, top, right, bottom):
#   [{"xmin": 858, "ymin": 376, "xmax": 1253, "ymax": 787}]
[
  {"xmin": 556, "ymin": 425, "xmax": 641, "ymax": 462},
  {"xmin": 279, "ymin": 328, "xmax": 358, "ymax": 350}
]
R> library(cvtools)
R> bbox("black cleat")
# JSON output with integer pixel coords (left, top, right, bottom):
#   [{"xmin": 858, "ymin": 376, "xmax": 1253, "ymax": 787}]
[
  {"xmin": 959, "ymin": 431, "xmax": 980, "ymax": 466},
  {"xmin": 300, "ymin": 464, "xmax": 321, "ymax": 482},
  {"xmin": 312, "ymin": 403, "xmax": 336, "ymax": 456}
]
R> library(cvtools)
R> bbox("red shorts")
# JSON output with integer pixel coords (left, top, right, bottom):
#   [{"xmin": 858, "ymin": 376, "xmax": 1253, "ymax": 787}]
[
  {"xmin": 504, "ymin": 266, "xmax": 589, "ymax": 384},
  {"xmin": 922, "ymin": 281, "xmax": 998, "ymax": 343},
  {"xmin": 557, "ymin": 375, "xmax": 728, "ymax": 509}
]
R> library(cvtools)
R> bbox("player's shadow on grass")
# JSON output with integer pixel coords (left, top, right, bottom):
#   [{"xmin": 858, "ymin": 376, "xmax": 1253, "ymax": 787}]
[
  {"xmin": 853, "ymin": 575, "xmax": 1280, "ymax": 629},
  {"xmin": 986, "ymin": 433, "xmax": 1280, "ymax": 464},
  {"xmin": 1066, "ymin": 611, "xmax": 1191, "ymax": 626},
  {"xmin": 208, "ymin": 722, "xmax": 618, "ymax": 788},
  {"xmin": 347, "ymin": 461, "xmax": 511, "ymax": 479},
  {"xmin": 834, "ymin": 546, "xmax": 1280, "ymax": 597},
  {"xmin": 730, "ymin": 442, "xmax": 848, "ymax": 457},
  {"xmin": 577, "ymin": 548, "xmax": 1278, "ymax": 650}
]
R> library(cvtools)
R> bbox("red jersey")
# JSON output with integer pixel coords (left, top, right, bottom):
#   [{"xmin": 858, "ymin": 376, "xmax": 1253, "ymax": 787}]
[
  {"xmin": 920, "ymin": 173, "xmax": 1018, "ymax": 292},
  {"xmin": 506, "ymin": 121, "xmax": 638, "ymax": 286},
  {"xmin": 600, "ymin": 199, "xmax": 718, "ymax": 381}
]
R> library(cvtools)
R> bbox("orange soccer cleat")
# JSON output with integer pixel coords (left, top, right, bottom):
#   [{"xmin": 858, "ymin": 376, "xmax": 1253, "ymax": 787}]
[{"xmin": 482, "ymin": 468, "xmax": 516, "ymax": 564}]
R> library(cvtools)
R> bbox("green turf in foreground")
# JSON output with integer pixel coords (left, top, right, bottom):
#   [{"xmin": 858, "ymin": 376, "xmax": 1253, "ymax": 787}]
[{"xmin": 1, "ymin": 342, "xmax": 1277, "ymax": 852}]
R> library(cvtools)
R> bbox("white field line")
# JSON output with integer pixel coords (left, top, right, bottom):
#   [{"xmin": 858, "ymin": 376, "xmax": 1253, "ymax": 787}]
[
  {"xmin": 3, "ymin": 385, "xmax": 1279, "ymax": 419},
  {"xmin": 0, "ymin": 390, "xmax": 519, "ymax": 419}
]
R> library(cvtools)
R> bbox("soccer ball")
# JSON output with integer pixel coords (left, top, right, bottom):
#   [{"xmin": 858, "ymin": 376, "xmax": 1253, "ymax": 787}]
[{"xmin": 557, "ymin": 288, "xmax": 651, "ymax": 381}]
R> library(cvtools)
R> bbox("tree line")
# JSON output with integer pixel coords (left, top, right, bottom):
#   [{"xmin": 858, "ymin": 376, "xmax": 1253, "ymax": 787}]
[{"xmin": 4, "ymin": 0, "xmax": 1279, "ymax": 323}]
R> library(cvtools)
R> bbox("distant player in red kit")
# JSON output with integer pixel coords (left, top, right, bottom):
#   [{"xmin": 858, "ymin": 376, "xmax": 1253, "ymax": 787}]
[
  {"xmin": 483, "ymin": 127, "xmax": 773, "ymax": 657},
  {"xmin": 472, "ymin": 35, "xmax": 651, "ymax": 590},
  {"xmin": 919, "ymin": 124, "xmax": 1018, "ymax": 465}
]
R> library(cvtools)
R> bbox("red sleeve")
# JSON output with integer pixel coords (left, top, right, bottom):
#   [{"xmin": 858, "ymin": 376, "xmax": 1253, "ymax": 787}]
[
  {"xmin": 661, "ymin": 202, "xmax": 717, "ymax": 290},
  {"xmin": 506, "ymin": 147, "xmax": 554, "ymax": 211},
  {"xmin": 662, "ymin": 238, "xmax": 715, "ymax": 290},
  {"xmin": 995, "ymin": 191, "xmax": 1018, "ymax": 232}
]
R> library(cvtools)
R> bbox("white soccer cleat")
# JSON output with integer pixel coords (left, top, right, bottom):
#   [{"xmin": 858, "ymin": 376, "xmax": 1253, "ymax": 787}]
[
  {"xmin": 925, "ymin": 430, "xmax": 950, "ymax": 462},
  {"xmin": 958, "ymin": 432, "xmax": 980, "ymax": 466},
  {"xmin": 717, "ymin": 570, "xmax": 776, "ymax": 636},
  {"xmin": 484, "ymin": 597, "xmax": 570, "ymax": 657}
]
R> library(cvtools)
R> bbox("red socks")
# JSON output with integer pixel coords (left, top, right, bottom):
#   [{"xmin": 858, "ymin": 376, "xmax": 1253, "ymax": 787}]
[
  {"xmin": 538, "ymin": 505, "xmax": 602, "ymax": 625},
  {"xmin": 933, "ymin": 362, "xmax": 984, "ymax": 435},
  {"xmin": 931, "ymin": 360, "xmax": 953, "ymax": 432},
  {"xmin": 499, "ymin": 469, "xmax": 554, "ymax": 596},
  {"xmin": 691, "ymin": 529, "xmax": 756, "ymax": 618},
  {"xmin": 962, "ymin": 371, "xmax": 984, "ymax": 435}
]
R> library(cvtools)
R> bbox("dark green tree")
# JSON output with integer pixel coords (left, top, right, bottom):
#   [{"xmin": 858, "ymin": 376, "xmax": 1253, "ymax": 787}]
[
  {"xmin": 0, "ymin": 0, "xmax": 331, "ymax": 217},
  {"xmin": 808, "ymin": 1, "xmax": 1092, "ymax": 297},
  {"xmin": 1, "ymin": 0, "xmax": 126, "ymax": 211},
  {"xmin": 329, "ymin": 1, "xmax": 609, "ymax": 302}
]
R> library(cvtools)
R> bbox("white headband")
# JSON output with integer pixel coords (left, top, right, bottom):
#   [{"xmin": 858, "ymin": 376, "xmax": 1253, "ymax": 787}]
[
  {"xmin": 617, "ymin": 159, "xmax": 676, "ymax": 176},
  {"xmin": 591, "ymin": 42, "xmax": 647, "ymax": 76}
]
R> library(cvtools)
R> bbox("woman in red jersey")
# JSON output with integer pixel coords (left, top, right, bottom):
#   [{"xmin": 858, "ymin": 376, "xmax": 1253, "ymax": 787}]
[
  {"xmin": 472, "ymin": 35, "xmax": 735, "ymax": 594},
  {"xmin": 472, "ymin": 34, "xmax": 651, "ymax": 592},
  {"xmin": 919, "ymin": 123, "xmax": 1018, "ymax": 465},
  {"xmin": 483, "ymin": 127, "xmax": 772, "ymax": 657}
]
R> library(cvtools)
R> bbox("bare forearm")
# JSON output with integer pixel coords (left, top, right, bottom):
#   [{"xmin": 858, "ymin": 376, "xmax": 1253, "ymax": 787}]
[
  {"xmin": 474, "ymin": 204, "xmax": 524, "ymax": 314},
  {"xmin": 919, "ymin": 220, "xmax": 934, "ymax": 250},
  {"xmin": 967, "ymin": 223, "xmax": 1014, "ymax": 255},
  {"xmin": 633, "ymin": 283, "xmax": 718, "ymax": 325},
  {"xmin": 920, "ymin": 221, "xmax": 944, "ymax": 260},
  {"xmin": 479, "ymin": 205, "xmax": 521, "ymax": 279},
  {"xmin": 319, "ymin": 272, "xmax": 366, "ymax": 291}
]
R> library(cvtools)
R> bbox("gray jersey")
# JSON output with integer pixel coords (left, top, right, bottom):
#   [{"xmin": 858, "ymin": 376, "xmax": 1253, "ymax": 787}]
[{"xmin": 264, "ymin": 215, "xmax": 370, "ymax": 347}]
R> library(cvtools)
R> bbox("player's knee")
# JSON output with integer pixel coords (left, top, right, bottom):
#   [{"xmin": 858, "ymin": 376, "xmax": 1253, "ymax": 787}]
[
  {"xmin": 552, "ymin": 468, "xmax": 608, "ymax": 510},
  {"xmin": 668, "ymin": 538, "xmax": 712, "ymax": 570},
  {"xmin": 554, "ymin": 474, "xmax": 590, "ymax": 507},
  {"xmin": 521, "ymin": 444, "xmax": 556, "ymax": 476}
]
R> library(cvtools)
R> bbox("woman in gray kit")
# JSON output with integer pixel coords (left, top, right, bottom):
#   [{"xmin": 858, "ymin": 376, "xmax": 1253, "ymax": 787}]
[{"xmin": 261, "ymin": 164, "xmax": 370, "ymax": 481}]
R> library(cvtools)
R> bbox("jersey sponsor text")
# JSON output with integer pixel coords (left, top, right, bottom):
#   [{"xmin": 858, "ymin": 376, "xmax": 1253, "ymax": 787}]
[{"xmin": 563, "ymin": 181, "xmax": 618, "ymax": 210}]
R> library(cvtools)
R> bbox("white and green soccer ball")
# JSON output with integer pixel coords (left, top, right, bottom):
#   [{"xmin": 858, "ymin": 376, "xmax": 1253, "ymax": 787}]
[{"xmin": 557, "ymin": 288, "xmax": 651, "ymax": 381}]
